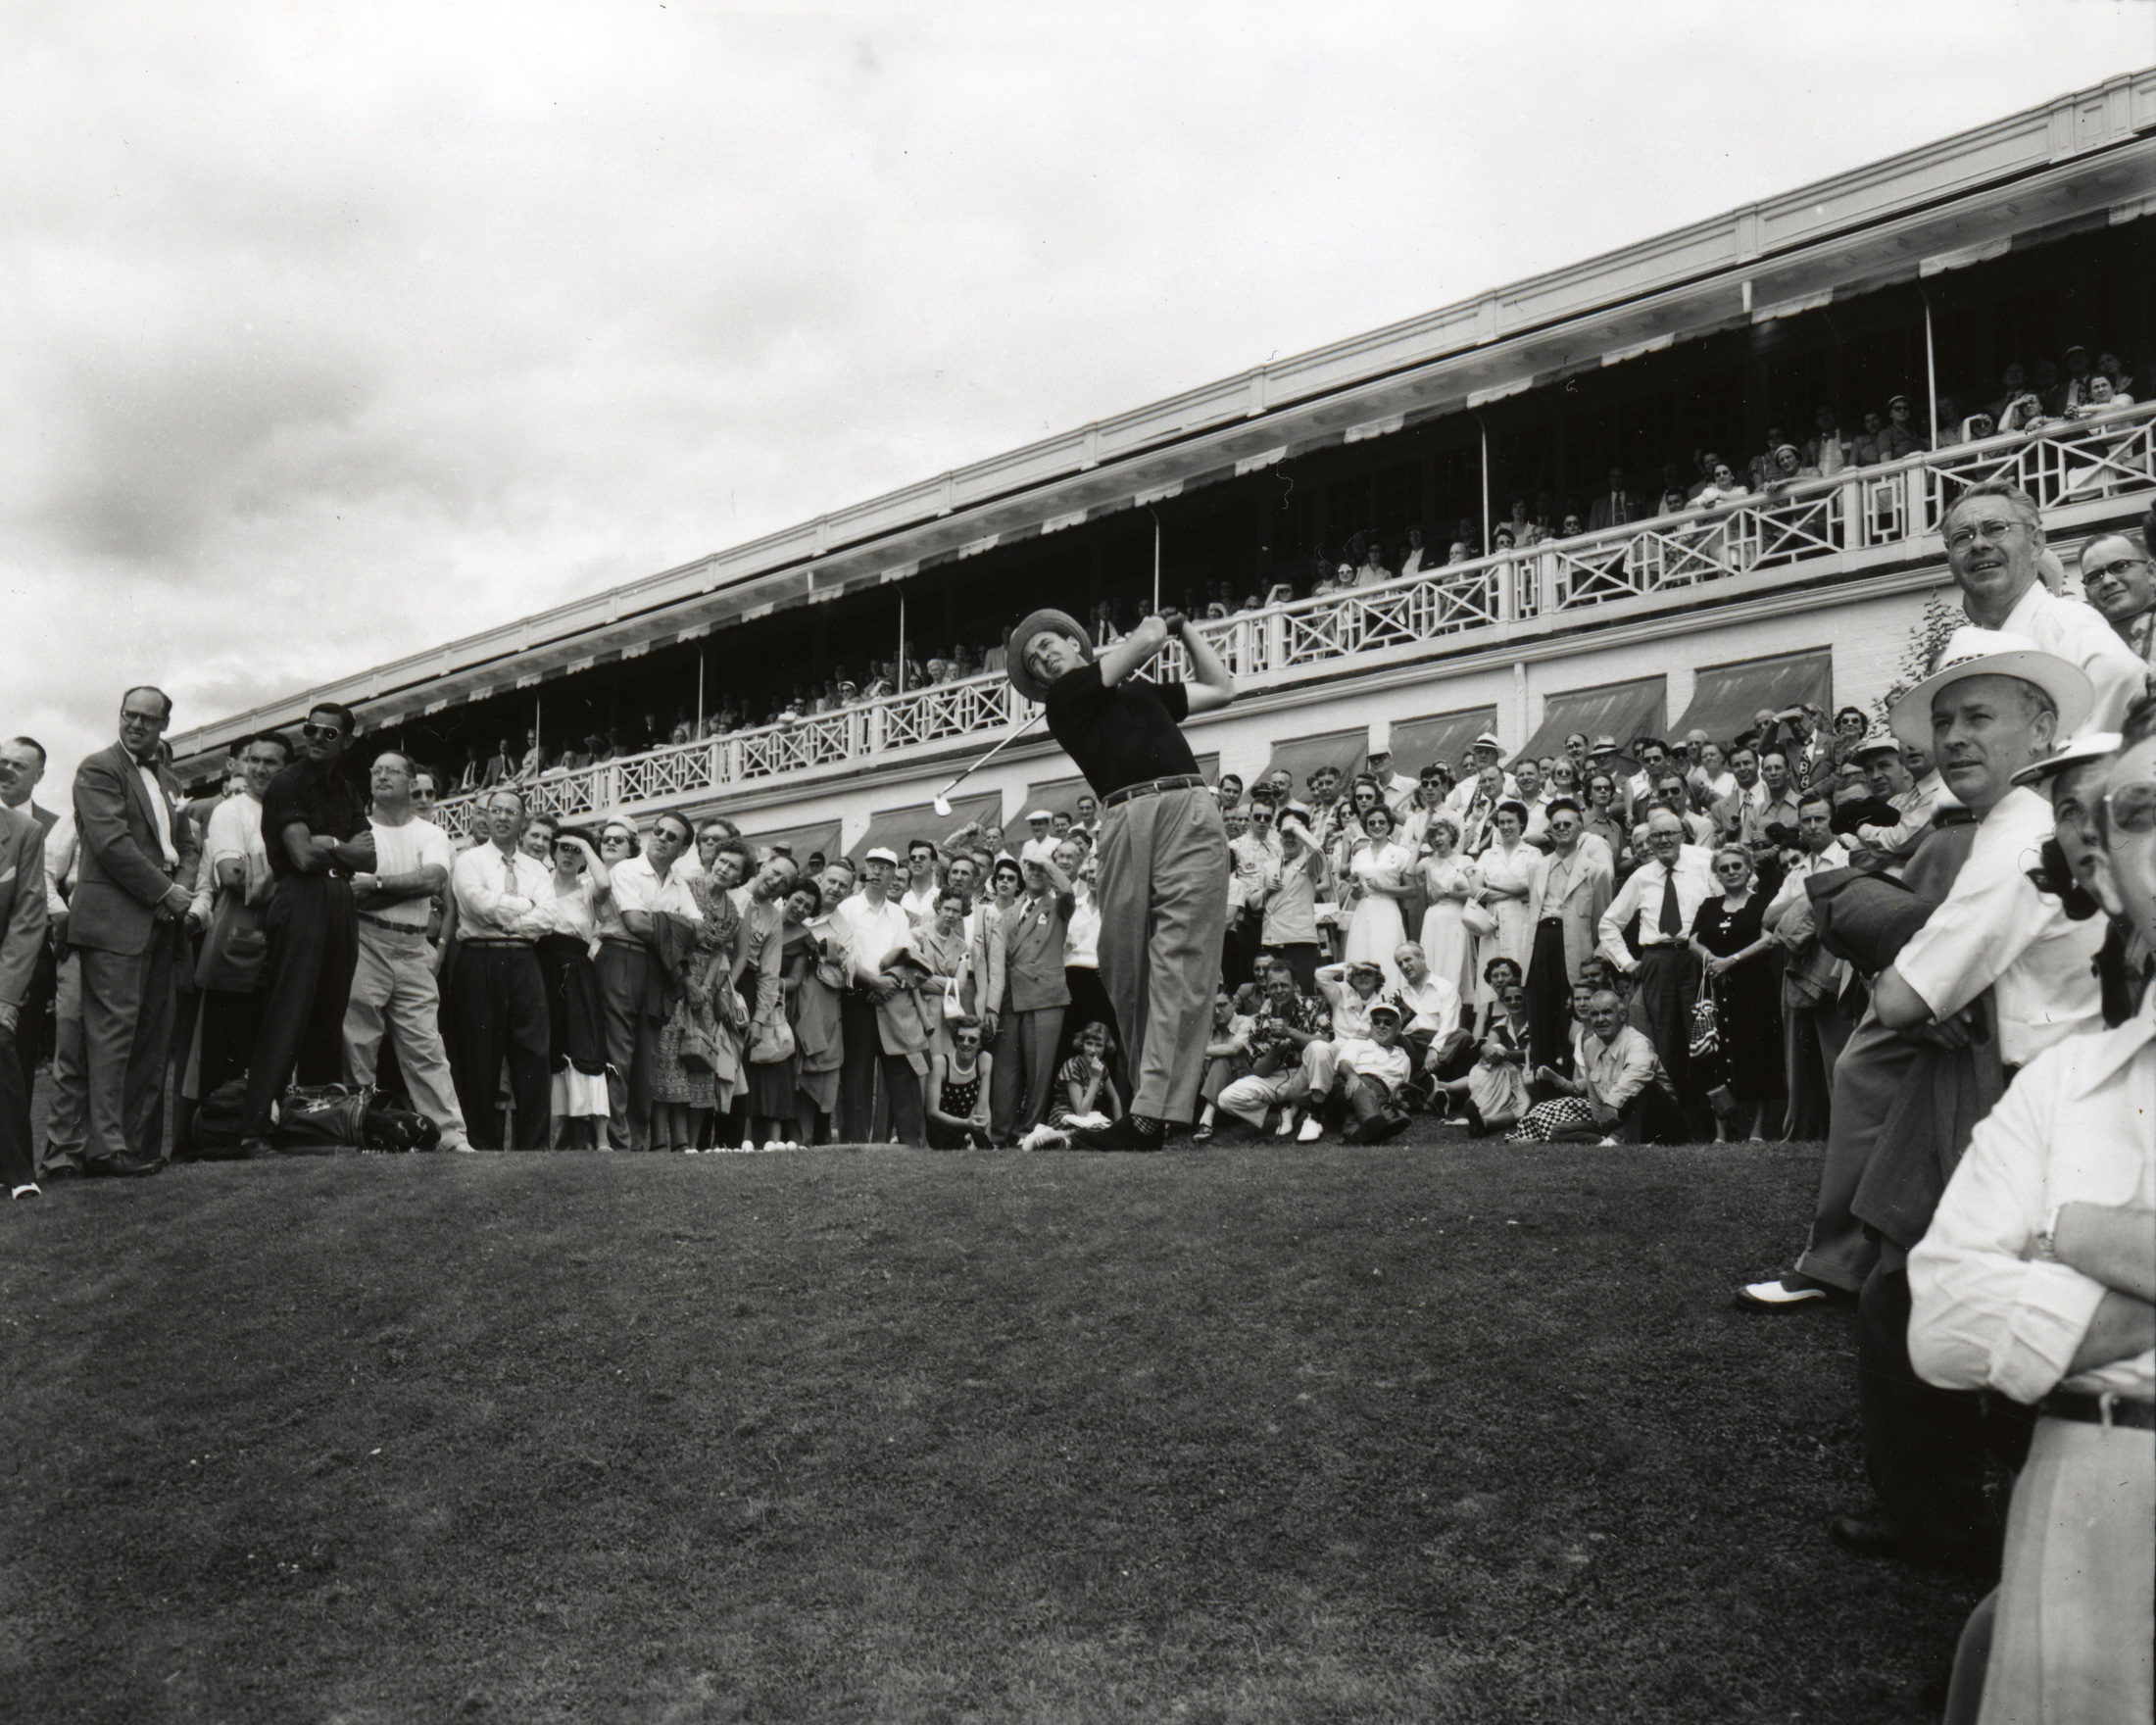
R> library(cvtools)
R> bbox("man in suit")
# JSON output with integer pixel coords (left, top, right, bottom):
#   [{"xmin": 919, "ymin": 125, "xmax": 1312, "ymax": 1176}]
[
  {"xmin": 1586, "ymin": 468, "xmax": 1639, "ymax": 533},
  {"xmin": 0, "ymin": 801, "xmax": 49, "ymax": 1197},
  {"xmin": 1524, "ymin": 798, "xmax": 1615, "ymax": 1072},
  {"xmin": 0, "ymin": 736, "xmax": 62, "ymax": 1100},
  {"xmin": 69, "ymin": 686, "xmax": 199, "ymax": 1175}
]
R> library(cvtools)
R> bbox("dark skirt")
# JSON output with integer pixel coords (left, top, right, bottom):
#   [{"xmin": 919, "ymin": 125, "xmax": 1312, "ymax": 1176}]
[
  {"xmin": 535, "ymin": 932, "xmax": 607, "ymax": 1079},
  {"xmin": 741, "ymin": 964, "xmax": 799, "ymax": 1116},
  {"xmin": 1523, "ymin": 917, "xmax": 1574, "ymax": 1075}
]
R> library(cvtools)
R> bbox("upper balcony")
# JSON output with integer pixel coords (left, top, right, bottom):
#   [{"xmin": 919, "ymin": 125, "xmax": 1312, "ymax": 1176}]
[{"xmin": 425, "ymin": 403, "xmax": 2156, "ymax": 838}]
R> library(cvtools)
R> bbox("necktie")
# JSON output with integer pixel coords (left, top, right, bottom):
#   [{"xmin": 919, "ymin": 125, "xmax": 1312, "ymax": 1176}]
[{"xmin": 1658, "ymin": 867, "xmax": 1682, "ymax": 939}]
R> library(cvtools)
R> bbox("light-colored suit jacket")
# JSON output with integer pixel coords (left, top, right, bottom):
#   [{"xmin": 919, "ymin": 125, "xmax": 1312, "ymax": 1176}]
[
  {"xmin": 0, "ymin": 807, "xmax": 49, "ymax": 1010},
  {"xmin": 1528, "ymin": 844, "xmax": 1615, "ymax": 986},
  {"xmin": 70, "ymin": 743, "xmax": 197, "ymax": 957}
]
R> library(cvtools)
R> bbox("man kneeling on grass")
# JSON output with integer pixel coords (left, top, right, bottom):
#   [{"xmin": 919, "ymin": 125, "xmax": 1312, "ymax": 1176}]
[{"xmin": 1531, "ymin": 989, "xmax": 1690, "ymax": 1145}]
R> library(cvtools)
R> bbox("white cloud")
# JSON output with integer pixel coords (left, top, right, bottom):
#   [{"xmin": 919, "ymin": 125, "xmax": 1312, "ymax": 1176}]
[{"xmin": 0, "ymin": 0, "xmax": 2144, "ymax": 784}]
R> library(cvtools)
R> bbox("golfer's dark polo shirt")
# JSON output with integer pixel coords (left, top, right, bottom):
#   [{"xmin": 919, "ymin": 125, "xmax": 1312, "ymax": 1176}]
[
  {"xmin": 259, "ymin": 759, "xmax": 367, "ymax": 879},
  {"xmin": 1043, "ymin": 665, "xmax": 1199, "ymax": 799}
]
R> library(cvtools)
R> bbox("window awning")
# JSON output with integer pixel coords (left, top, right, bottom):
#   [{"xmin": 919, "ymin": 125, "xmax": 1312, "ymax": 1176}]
[
  {"xmin": 1260, "ymin": 726, "xmax": 1371, "ymax": 796},
  {"xmin": 1517, "ymin": 676, "xmax": 1667, "ymax": 764},
  {"xmin": 740, "ymin": 817, "xmax": 844, "ymax": 868},
  {"xmin": 1022, "ymin": 753, "xmax": 1218, "ymax": 817},
  {"xmin": 852, "ymin": 790, "xmax": 1004, "ymax": 861},
  {"xmin": 1668, "ymin": 649, "xmax": 1833, "ymax": 746},
  {"xmin": 1385, "ymin": 707, "xmax": 1499, "ymax": 779}
]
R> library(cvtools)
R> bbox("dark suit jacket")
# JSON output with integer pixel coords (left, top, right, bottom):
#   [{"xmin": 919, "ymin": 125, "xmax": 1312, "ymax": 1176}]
[
  {"xmin": 70, "ymin": 743, "xmax": 196, "ymax": 957},
  {"xmin": 1587, "ymin": 490, "xmax": 1639, "ymax": 531},
  {"xmin": 0, "ymin": 807, "xmax": 48, "ymax": 1010}
]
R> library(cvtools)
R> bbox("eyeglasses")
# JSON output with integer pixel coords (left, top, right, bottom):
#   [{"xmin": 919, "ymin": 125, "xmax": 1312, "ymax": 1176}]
[
  {"xmin": 2099, "ymin": 781, "xmax": 2156, "ymax": 844},
  {"xmin": 300, "ymin": 722, "xmax": 342, "ymax": 742},
  {"xmin": 120, "ymin": 710, "xmax": 164, "ymax": 727},
  {"xmin": 2084, "ymin": 555, "xmax": 2151, "ymax": 585},
  {"xmin": 601, "ymin": 833, "xmax": 631, "ymax": 848},
  {"xmin": 1943, "ymin": 518, "xmax": 2025, "ymax": 552}
]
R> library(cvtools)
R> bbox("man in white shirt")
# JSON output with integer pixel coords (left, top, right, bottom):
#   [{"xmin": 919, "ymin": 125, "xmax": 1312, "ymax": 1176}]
[
  {"xmin": 899, "ymin": 840, "xmax": 943, "ymax": 923},
  {"xmin": 1301, "ymin": 1001, "xmax": 1415, "ymax": 1143},
  {"xmin": 834, "ymin": 846, "xmax": 918, "ymax": 1144},
  {"xmin": 611, "ymin": 812, "xmax": 707, "ymax": 1148},
  {"xmin": 1535, "ymin": 989, "xmax": 1690, "ymax": 1144},
  {"xmin": 1445, "ymin": 735, "xmax": 1513, "ymax": 815},
  {"xmin": 1847, "ymin": 739, "xmax": 1946, "ymax": 874},
  {"xmin": 1945, "ymin": 480, "xmax": 2143, "ymax": 734},
  {"xmin": 1018, "ymin": 812, "xmax": 1057, "ymax": 867},
  {"xmin": 1623, "ymin": 738, "xmax": 1670, "ymax": 822},
  {"xmin": 2078, "ymin": 529, "xmax": 2155, "ymax": 686},
  {"xmin": 1745, "ymin": 628, "xmax": 2108, "ymax": 1311},
  {"xmin": 587, "ymin": 817, "xmax": 647, "ymax": 1150},
  {"xmin": 1908, "ymin": 720, "xmax": 2154, "ymax": 1720},
  {"xmin": 1764, "ymin": 791, "xmax": 1853, "ymax": 1140},
  {"xmin": 344, "ymin": 753, "xmax": 467, "ymax": 1152},
  {"xmin": 1387, "ymin": 941, "xmax": 1469, "ymax": 1089},
  {"xmin": 1259, "ymin": 812, "xmax": 1327, "ymax": 994},
  {"xmin": 1597, "ymin": 811, "xmax": 1714, "ymax": 1111},
  {"xmin": 447, "ymin": 789, "xmax": 557, "ymax": 1149},
  {"xmin": 1510, "ymin": 758, "xmax": 1552, "ymax": 847}
]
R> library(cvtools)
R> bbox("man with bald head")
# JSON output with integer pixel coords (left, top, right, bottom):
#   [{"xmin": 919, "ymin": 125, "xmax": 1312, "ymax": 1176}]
[
  {"xmin": 1596, "ymin": 808, "xmax": 1714, "ymax": 1119},
  {"xmin": 2078, "ymin": 529, "xmax": 2154, "ymax": 689}
]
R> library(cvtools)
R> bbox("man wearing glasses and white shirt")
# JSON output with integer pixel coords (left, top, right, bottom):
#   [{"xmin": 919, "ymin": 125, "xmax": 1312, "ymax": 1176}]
[
  {"xmin": 2078, "ymin": 528, "xmax": 2155, "ymax": 686},
  {"xmin": 1945, "ymin": 480, "xmax": 2142, "ymax": 733},
  {"xmin": 447, "ymin": 789, "xmax": 555, "ymax": 1150}
]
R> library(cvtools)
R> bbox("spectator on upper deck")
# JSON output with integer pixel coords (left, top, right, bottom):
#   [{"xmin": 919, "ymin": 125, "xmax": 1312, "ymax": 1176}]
[
  {"xmin": 2045, "ymin": 343, "xmax": 2095, "ymax": 415},
  {"xmin": 1397, "ymin": 526, "xmax": 1430, "ymax": 578},
  {"xmin": 1588, "ymin": 468, "xmax": 1639, "ymax": 532},
  {"xmin": 1878, "ymin": 395, "xmax": 1924, "ymax": 461},
  {"xmin": 1693, "ymin": 460, "xmax": 1747, "ymax": 509},
  {"xmin": 1748, "ymin": 430, "xmax": 1788, "ymax": 492},
  {"xmin": 1354, "ymin": 540, "xmax": 1389, "ymax": 587},
  {"xmin": 1852, "ymin": 411, "xmax": 1886, "ymax": 467},
  {"xmin": 1806, "ymin": 407, "xmax": 1850, "ymax": 475},
  {"xmin": 1556, "ymin": 512, "xmax": 1585, "ymax": 540},
  {"xmin": 1986, "ymin": 362, "xmax": 2029, "ymax": 424}
]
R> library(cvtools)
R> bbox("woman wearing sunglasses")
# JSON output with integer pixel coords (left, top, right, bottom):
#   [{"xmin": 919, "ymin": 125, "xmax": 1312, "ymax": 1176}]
[{"xmin": 1686, "ymin": 845, "xmax": 1778, "ymax": 1141}]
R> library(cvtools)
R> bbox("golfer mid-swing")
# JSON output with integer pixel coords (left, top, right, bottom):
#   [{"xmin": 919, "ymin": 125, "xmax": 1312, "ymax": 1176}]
[{"xmin": 1006, "ymin": 606, "xmax": 1236, "ymax": 1150}]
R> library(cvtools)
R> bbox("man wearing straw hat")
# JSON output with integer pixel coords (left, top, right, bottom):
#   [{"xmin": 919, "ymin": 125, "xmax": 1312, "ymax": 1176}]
[
  {"xmin": 1740, "ymin": 626, "xmax": 2108, "ymax": 1572},
  {"xmin": 1006, "ymin": 606, "xmax": 1236, "ymax": 1151}
]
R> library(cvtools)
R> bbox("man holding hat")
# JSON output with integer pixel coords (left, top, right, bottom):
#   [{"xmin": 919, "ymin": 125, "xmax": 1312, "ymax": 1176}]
[
  {"xmin": 1260, "ymin": 806, "xmax": 1328, "ymax": 994},
  {"xmin": 1445, "ymin": 733, "xmax": 1514, "ymax": 816},
  {"xmin": 1006, "ymin": 604, "xmax": 1236, "ymax": 1151},
  {"xmin": 835, "ymin": 846, "xmax": 920, "ymax": 1145},
  {"xmin": 1740, "ymin": 626, "xmax": 2109, "ymax": 1571}
]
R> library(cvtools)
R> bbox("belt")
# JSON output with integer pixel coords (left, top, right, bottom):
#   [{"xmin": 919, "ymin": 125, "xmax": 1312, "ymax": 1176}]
[
  {"xmin": 461, "ymin": 937, "xmax": 534, "ymax": 949},
  {"xmin": 2038, "ymin": 1390, "xmax": 2155, "ymax": 1431},
  {"xmin": 356, "ymin": 912, "xmax": 428, "ymax": 935},
  {"xmin": 1103, "ymin": 774, "xmax": 1205, "ymax": 809},
  {"xmin": 599, "ymin": 936, "xmax": 644, "ymax": 950}
]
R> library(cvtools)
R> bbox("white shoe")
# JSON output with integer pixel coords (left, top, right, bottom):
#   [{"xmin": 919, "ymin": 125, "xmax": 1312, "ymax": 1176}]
[
  {"xmin": 1274, "ymin": 1110, "xmax": 1298, "ymax": 1138},
  {"xmin": 11, "ymin": 1182, "xmax": 39, "ymax": 1200},
  {"xmin": 1735, "ymin": 1275, "xmax": 1834, "ymax": 1310},
  {"xmin": 1296, "ymin": 1116, "xmax": 1324, "ymax": 1144}
]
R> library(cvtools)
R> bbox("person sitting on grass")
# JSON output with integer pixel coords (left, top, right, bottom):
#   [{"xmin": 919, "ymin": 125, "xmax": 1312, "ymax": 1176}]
[
  {"xmin": 923, "ymin": 1016, "xmax": 994, "ymax": 1150},
  {"xmin": 1532, "ymin": 988, "xmax": 1690, "ymax": 1145},
  {"xmin": 1306, "ymin": 1001, "xmax": 1416, "ymax": 1145},
  {"xmin": 1213, "ymin": 957, "xmax": 1333, "ymax": 1141},
  {"xmin": 1314, "ymin": 959, "xmax": 1385, "ymax": 1042},
  {"xmin": 1193, "ymin": 991, "xmax": 1253, "ymax": 1143},
  {"xmin": 1436, "ymin": 977, "xmax": 1532, "ymax": 1136},
  {"xmin": 1047, "ymin": 1020, "xmax": 1121, "ymax": 1133}
]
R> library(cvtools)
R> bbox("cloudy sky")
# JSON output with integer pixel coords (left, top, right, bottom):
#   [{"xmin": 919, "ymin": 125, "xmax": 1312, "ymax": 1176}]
[{"xmin": 2, "ymin": 0, "xmax": 2147, "ymax": 788}]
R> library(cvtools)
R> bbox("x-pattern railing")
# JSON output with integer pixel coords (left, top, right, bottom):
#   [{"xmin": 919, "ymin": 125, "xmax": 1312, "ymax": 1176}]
[{"xmin": 427, "ymin": 403, "xmax": 2154, "ymax": 838}]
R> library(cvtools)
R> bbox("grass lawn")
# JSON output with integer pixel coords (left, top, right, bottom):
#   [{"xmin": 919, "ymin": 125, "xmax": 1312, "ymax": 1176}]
[{"xmin": 0, "ymin": 1132, "xmax": 1988, "ymax": 1723}]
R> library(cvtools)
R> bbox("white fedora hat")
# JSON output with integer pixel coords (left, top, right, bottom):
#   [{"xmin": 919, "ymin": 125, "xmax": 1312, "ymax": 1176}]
[{"xmin": 1887, "ymin": 626, "xmax": 2092, "ymax": 750}]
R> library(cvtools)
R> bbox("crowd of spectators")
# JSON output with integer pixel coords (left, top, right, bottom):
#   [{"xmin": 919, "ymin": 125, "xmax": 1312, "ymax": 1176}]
[{"xmin": 0, "ymin": 482, "xmax": 2150, "ymax": 1716}]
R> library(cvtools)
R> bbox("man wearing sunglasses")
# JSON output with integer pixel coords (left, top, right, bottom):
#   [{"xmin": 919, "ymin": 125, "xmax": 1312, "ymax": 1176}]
[
  {"xmin": 2077, "ymin": 530, "xmax": 2155, "ymax": 688},
  {"xmin": 1944, "ymin": 480, "xmax": 2142, "ymax": 733},
  {"xmin": 240, "ymin": 704, "xmax": 376, "ymax": 1156},
  {"xmin": 1910, "ymin": 706, "xmax": 2156, "ymax": 1718},
  {"xmin": 66, "ymin": 686, "xmax": 202, "ymax": 1175}
]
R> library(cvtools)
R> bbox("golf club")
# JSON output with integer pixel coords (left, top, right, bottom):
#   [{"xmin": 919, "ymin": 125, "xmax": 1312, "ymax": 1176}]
[{"xmin": 931, "ymin": 711, "xmax": 1048, "ymax": 816}]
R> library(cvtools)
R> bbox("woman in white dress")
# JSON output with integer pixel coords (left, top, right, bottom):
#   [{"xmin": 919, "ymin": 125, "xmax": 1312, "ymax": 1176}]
[
  {"xmin": 1343, "ymin": 805, "xmax": 1415, "ymax": 994},
  {"xmin": 1416, "ymin": 813, "xmax": 1479, "ymax": 1002},
  {"xmin": 1472, "ymin": 800, "xmax": 1538, "ymax": 1007}
]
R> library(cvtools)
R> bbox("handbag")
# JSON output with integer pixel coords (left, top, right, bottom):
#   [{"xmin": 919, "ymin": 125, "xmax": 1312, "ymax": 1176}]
[
  {"xmin": 674, "ymin": 996, "xmax": 723, "ymax": 1074},
  {"xmin": 1460, "ymin": 898, "xmax": 1498, "ymax": 939},
  {"xmin": 748, "ymin": 1002, "xmax": 796, "ymax": 1064},
  {"xmin": 1689, "ymin": 989, "xmax": 1721, "ymax": 1061}
]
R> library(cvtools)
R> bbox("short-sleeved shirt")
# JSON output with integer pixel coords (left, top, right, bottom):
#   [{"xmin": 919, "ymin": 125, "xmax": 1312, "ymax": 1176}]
[
  {"xmin": 1041, "ymin": 664, "xmax": 1198, "ymax": 799},
  {"xmin": 1892, "ymin": 785, "xmax": 2104, "ymax": 1066},
  {"xmin": 365, "ymin": 815, "xmax": 456, "ymax": 928},
  {"xmin": 608, "ymin": 853, "xmax": 705, "ymax": 925},
  {"xmin": 1247, "ymin": 990, "xmax": 1331, "ymax": 1064},
  {"xmin": 259, "ymin": 759, "xmax": 367, "ymax": 879}
]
